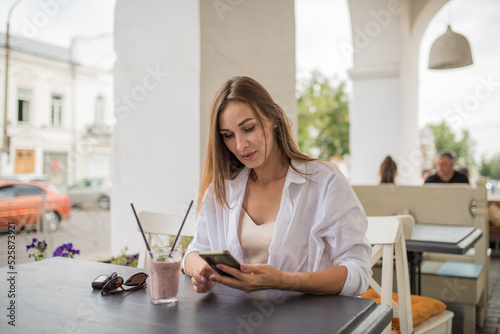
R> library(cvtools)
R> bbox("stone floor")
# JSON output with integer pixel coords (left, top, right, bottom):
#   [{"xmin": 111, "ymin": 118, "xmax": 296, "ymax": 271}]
[{"xmin": 447, "ymin": 254, "xmax": 500, "ymax": 334}]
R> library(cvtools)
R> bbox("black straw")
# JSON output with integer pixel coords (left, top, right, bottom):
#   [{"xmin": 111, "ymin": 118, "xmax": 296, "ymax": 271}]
[
  {"xmin": 170, "ymin": 200, "xmax": 194, "ymax": 254},
  {"xmin": 130, "ymin": 203, "xmax": 153, "ymax": 259}
]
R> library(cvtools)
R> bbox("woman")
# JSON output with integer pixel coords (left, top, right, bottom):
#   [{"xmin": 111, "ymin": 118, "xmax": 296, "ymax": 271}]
[
  {"xmin": 182, "ymin": 76, "xmax": 371, "ymax": 296},
  {"xmin": 379, "ymin": 155, "xmax": 397, "ymax": 184}
]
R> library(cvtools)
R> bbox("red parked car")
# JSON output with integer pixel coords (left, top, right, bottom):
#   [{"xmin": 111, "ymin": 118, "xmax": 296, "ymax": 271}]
[{"xmin": 0, "ymin": 179, "xmax": 71, "ymax": 232}]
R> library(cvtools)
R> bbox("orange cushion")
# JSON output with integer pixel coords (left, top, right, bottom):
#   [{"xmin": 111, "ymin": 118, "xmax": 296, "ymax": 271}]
[{"xmin": 362, "ymin": 289, "xmax": 447, "ymax": 333}]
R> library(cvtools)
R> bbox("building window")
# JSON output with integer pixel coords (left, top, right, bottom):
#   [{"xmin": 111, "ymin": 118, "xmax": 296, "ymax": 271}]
[
  {"xmin": 95, "ymin": 95, "xmax": 105, "ymax": 126},
  {"xmin": 17, "ymin": 88, "xmax": 32, "ymax": 123},
  {"xmin": 51, "ymin": 94, "xmax": 63, "ymax": 127}
]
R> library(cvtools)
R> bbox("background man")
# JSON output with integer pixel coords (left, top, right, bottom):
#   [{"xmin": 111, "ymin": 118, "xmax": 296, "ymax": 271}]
[{"xmin": 425, "ymin": 150, "xmax": 469, "ymax": 184}]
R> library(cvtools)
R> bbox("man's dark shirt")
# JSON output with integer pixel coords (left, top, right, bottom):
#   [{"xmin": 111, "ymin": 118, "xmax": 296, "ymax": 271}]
[{"xmin": 424, "ymin": 171, "xmax": 469, "ymax": 184}]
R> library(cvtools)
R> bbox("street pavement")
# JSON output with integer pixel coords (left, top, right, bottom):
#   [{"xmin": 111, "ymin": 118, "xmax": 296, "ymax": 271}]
[{"xmin": 0, "ymin": 207, "xmax": 111, "ymax": 267}]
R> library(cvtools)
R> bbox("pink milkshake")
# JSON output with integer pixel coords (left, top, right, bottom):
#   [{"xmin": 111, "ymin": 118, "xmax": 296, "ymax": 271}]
[{"xmin": 148, "ymin": 247, "xmax": 182, "ymax": 304}]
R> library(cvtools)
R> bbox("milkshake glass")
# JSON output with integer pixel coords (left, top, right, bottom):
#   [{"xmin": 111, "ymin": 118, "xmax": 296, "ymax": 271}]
[{"xmin": 148, "ymin": 246, "xmax": 182, "ymax": 304}]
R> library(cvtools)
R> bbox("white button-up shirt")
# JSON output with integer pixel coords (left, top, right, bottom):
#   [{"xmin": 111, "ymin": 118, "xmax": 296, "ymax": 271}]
[{"xmin": 183, "ymin": 160, "xmax": 372, "ymax": 296}]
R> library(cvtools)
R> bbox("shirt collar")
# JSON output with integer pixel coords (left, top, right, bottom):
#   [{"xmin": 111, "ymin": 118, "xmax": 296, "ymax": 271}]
[
  {"xmin": 226, "ymin": 168, "xmax": 249, "ymax": 207},
  {"xmin": 287, "ymin": 160, "xmax": 307, "ymax": 185}
]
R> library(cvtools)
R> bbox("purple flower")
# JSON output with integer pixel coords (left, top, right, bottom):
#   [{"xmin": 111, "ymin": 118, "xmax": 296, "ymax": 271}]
[
  {"xmin": 53, "ymin": 244, "xmax": 68, "ymax": 257},
  {"xmin": 53, "ymin": 243, "xmax": 80, "ymax": 258},
  {"xmin": 26, "ymin": 238, "xmax": 45, "ymax": 251},
  {"xmin": 26, "ymin": 238, "xmax": 47, "ymax": 261},
  {"xmin": 26, "ymin": 238, "xmax": 37, "ymax": 251}
]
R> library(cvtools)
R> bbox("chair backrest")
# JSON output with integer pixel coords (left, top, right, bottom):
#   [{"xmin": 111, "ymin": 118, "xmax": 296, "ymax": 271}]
[
  {"xmin": 136, "ymin": 210, "xmax": 196, "ymax": 269},
  {"xmin": 366, "ymin": 215, "xmax": 414, "ymax": 334}
]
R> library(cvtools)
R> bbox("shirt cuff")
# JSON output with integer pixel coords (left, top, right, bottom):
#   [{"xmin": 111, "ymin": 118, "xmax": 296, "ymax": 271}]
[{"xmin": 338, "ymin": 264, "xmax": 370, "ymax": 296}]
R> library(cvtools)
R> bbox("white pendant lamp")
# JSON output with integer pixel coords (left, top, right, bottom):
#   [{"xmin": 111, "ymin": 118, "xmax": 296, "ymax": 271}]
[{"xmin": 428, "ymin": 25, "xmax": 473, "ymax": 69}]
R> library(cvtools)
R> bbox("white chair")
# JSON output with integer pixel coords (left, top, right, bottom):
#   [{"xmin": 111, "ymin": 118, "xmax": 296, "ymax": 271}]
[
  {"xmin": 366, "ymin": 215, "xmax": 454, "ymax": 334},
  {"xmin": 136, "ymin": 210, "xmax": 196, "ymax": 269}
]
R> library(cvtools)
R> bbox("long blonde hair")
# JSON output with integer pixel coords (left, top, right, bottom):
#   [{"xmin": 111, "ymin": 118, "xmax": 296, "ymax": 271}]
[{"xmin": 198, "ymin": 76, "xmax": 314, "ymax": 210}]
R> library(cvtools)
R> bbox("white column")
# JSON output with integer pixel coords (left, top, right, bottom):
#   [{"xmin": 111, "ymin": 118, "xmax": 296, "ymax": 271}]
[
  {"xmin": 347, "ymin": 0, "xmax": 446, "ymax": 185},
  {"xmin": 199, "ymin": 0, "xmax": 297, "ymax": 162},
  {"xmin": 112, "ymin": 0, "xmax": 201, "ymax": 255},
  {"xmin": 112, "ymin": 0, "xmax": 295, "ymax": 255}
]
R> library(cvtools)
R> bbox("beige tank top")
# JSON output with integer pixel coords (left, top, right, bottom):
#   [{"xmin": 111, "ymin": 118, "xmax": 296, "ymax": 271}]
[{"xmin": 237, "ymin": 208, "xmax": 276, "ymax": 264}]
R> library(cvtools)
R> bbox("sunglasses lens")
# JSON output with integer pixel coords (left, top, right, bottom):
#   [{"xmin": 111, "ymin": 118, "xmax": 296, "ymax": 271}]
[
  {"xmin": 101, "ymin": 274, "xmax": 147, "ymax": 296},
  {"xmin": 102, "ymin": 276, "xmax": 123, "ymax": 295},
  {"xmin": 125, "ymin": 273, "xmax": 148, "ymax": 286}
]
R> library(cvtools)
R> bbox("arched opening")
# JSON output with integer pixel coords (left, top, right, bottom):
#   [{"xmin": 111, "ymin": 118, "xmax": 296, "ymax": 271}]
[{"xmin": 418, "ymin": 0, "xmax": 500, "ymax": 180}]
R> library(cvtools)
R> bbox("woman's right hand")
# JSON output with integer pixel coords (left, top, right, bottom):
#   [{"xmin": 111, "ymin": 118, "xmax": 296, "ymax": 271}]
[{"xmin": 191, "ymin": 262, "xmax": 217, "ymax": 293}]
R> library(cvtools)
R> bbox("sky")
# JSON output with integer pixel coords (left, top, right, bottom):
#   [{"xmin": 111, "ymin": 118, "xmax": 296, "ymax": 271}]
[
  {"xmin": 0, "ymin": 0, "xmax": 115, "ymax": 44},
  {"xmin": 1, "ymin": 0, "xmax": 499, "ymax": 162}
]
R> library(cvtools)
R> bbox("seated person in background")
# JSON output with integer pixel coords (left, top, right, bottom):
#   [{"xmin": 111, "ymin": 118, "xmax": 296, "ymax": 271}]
[
  {"xmin": 425, "ymin": 150, "xmax": 469, "ymax": 184},
  {"xmin": 379, "ymin": 155, "xmax": 397, "ymax": 184},
  {"xmin": 457, "ymin": 167, "xmax": 470, "ymax": 179},
  {"xmin": 183, "ymin": 76, "xmax": 372, "ymax": 296}
]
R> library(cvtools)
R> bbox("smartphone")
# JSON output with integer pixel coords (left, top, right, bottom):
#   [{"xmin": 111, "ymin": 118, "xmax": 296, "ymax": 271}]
[
  {"xmin": 91, "ymin": 272, "xmax": 118, "ymax": 289},
  {"xmin": 199, "ymin": 250, "xmax": 241, "ymax": 278}
]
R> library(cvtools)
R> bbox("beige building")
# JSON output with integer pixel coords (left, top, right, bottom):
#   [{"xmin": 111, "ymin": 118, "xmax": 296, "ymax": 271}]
[{"xmin": 0, "ymin": 33, "xmax": 114, "ymax": 188}]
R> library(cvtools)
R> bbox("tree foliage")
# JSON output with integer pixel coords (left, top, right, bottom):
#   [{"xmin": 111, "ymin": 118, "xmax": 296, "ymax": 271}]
[
  {"xmin": 297, "ymin": 72, "xmax": 349, "ymax": 160},
  {"xmin": 480, "ymin": 154, "xmax": 500, "ymax": 179},
  {"xmin": 426, "ymin": 121, "xmax": 475, "ymax": 168}
]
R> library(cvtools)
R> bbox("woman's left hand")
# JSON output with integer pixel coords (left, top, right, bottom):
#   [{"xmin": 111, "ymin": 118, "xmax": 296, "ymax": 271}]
[{"xmin": 209, "ymin": 263, "xmax": 297, "ymax": 292}]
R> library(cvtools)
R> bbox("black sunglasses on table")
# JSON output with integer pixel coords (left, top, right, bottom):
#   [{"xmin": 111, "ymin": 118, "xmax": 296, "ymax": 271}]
[{"xmin": 101, "ymin": 272, "xmax": 148, "ymax": 296}]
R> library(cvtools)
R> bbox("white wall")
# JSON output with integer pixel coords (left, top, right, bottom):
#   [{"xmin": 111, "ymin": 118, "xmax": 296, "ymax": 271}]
[
  {"xmin": 72, "ymin": 35, "xmax": 115, "ymax": 71},
  {"xmin": 112, "ymin": 0, "xmax": 296, "ymax": 255}
]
